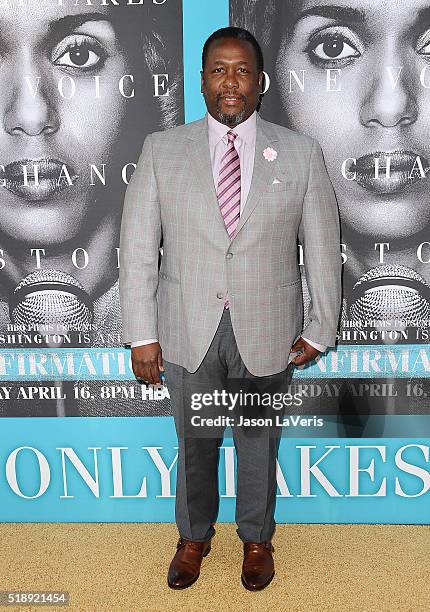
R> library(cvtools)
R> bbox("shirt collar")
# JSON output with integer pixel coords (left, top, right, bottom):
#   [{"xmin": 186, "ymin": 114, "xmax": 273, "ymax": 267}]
[{"xmin": 207, "ymin": 110, "xmax": 257, "ymax": 149}]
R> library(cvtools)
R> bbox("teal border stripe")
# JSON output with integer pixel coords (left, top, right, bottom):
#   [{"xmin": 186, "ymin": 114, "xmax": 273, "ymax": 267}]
[
  {"xmin": 0, "ymin": 417, "xmax": 429, "ymax": 523},
  {"xmin": 2, "ymin": 345, "xmax": 430, "ymax": 379},
  {"xmin": 183, "ymin": 0, "xmax": 229, "ymax": 123}
]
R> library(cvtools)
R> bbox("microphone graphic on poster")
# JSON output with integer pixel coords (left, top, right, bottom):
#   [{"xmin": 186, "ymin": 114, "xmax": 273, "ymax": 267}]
[
  {"xmin": 9, "ymin": 269, "xmax": 93, "ymax": 327},
  {"xmin": 9, "ymin": 270, "xmax": 93, "ymax": 417},
  {"xmin": 348, "ymin": 264, "xmax": 430, "ymax": 419},
  {"xmin": 349, "ymin": 264, "xmax": 430, "ymax": 325}
]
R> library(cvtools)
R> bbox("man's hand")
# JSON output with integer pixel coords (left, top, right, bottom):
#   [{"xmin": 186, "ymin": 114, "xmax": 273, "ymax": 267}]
[
  {"xmin": 131, "ymin": 342, "xmax": 163, "ymax": 385},
  {"xmin": 290, "ymin": 337, "xmax": 320, "ymax": 366}
]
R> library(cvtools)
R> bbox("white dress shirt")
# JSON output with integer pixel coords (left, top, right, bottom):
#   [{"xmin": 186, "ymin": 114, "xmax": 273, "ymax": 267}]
[{"xmin": 131, "ymin": 111, "xmax": 326, "ymax": 355}]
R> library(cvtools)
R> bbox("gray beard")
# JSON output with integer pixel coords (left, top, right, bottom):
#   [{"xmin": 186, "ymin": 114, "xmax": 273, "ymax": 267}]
[{"xmin": 216, "ymin": 105, "xmax": 246, "ymax": 127}]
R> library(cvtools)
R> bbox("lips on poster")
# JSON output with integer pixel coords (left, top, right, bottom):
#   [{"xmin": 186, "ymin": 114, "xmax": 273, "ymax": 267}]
[
  {"xmin": 231, "ymin": 0, "xmax": 430, "ymax": 432},
  {"xmin": 0, "ymin": 0, "xmax": 184, "ymax": 417}
]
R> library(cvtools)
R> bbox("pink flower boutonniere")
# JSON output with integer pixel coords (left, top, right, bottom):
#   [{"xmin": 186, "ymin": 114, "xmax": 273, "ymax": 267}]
[{"xmin": 263, "ymin": 147, "xmax": 277, "ymax": 161}]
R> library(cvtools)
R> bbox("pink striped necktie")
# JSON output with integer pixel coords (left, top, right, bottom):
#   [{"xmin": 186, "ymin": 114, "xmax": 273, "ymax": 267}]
[{"xmin": 217, "ymin": 130, "xmax": 241, "ymax": 309}]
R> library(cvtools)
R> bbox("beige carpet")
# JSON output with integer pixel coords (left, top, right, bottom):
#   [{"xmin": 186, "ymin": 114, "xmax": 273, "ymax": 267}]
[{"xmin": 0, "ymin": 523, "xmax": 429, "ymax": 611}]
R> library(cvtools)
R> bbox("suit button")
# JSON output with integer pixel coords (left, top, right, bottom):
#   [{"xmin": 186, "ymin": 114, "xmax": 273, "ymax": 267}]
[
  {"xmin": 226, "ymin": 252, "xmax": 233, "ymax": 259},
  {"xmin": 216, "ymin": 292, "xmax": 224, "ymax": 299}
]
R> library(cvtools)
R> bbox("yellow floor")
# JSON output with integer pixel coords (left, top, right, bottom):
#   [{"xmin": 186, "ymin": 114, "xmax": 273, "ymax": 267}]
[{"xmin": 0, "ymin": 523, "xmax": 429, "ymax": 612}]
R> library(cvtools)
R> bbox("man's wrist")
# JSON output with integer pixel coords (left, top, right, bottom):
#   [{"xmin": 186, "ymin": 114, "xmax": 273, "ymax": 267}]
[
  {"xmin": 131, "ymin": 339, "xmax": 158, "ymax": 348},
  {"xmin": 301, "ymin": 336, "xmax": 326, "ymax": 353}
]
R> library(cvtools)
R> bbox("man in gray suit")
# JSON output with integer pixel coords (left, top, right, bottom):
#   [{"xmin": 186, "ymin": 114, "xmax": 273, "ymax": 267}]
[{"xmin": 119, "ymin": 27, "xmax": 341, "ymax": 591}]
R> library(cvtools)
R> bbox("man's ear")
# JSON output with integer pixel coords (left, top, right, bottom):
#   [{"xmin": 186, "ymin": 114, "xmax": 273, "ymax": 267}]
[
  {"xmin": 258, "ymin": 71, "xmax": 264, "ymax": 93},
  {"xmin": 200, "ymin": 70, "xmax": 204, "ymax": 94}
]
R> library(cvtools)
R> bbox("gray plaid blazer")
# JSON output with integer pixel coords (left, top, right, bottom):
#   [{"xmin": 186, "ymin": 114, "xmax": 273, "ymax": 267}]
[{"xmin": 119, "ymin": 114, "xmax": 342, "ymax": 376}]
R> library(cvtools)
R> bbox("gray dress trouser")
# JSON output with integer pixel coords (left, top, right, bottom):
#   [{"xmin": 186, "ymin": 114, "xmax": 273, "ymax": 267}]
[{"xmin": 163, "ymin": 307, "xmax": 294, "ymax": 543}]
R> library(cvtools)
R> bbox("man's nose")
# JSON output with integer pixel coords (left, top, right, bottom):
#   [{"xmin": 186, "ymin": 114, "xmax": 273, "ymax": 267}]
[{"xmin": 222, "ymin": 70, "xmax": 239, "ymax": 90}]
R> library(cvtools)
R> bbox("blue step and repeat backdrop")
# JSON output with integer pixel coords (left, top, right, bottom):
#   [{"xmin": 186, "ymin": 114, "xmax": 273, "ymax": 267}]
[{"xmin": 1, "ymin": 0, "xmax": 429, "ymax": 523}]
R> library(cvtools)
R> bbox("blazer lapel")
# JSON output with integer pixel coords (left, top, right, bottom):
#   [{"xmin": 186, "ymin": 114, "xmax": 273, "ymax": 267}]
[
  {"xmin": 186, "ymin": 118, "xmax": 230, "ymax": 239},
  {"xmin": 185, "ymin": 114, "xmax": 280, "ymax": 242},
  {"xmin": 233, "ymin": 115, "xmax": 279, "ymax": 238}
]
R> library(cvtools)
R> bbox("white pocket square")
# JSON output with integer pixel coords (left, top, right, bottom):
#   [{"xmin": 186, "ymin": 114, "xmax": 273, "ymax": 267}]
[{"xmin": 272, "ymin": 178, "xmax": 282, "ymax": 184}]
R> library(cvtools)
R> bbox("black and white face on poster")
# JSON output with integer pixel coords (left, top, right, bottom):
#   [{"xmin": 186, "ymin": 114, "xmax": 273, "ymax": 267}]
[
  {"xmin": 231, "ymin": 0, "xmax": 430, "ymax": 431},
  {"xmin": 0, "ymin": 0, "xmax": 184, "ymax": 417}
]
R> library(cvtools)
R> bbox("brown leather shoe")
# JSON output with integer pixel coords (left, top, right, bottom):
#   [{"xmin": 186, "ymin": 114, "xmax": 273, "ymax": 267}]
[
  {"xmin": 167, "ymin": 536, "xmax": 212, "ymax": 589},
  {"xmin": 241, "ymin": 541, "xmax": 275, "ymax": 591}
]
